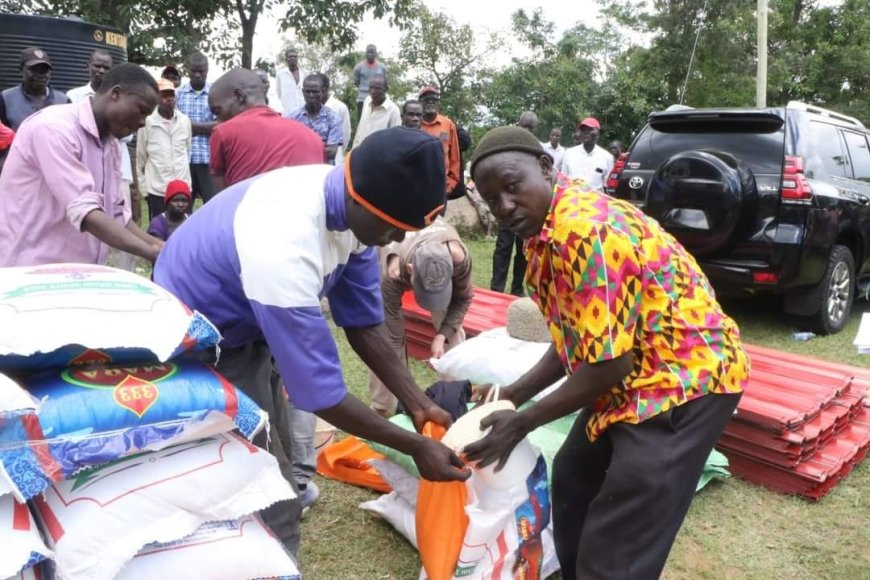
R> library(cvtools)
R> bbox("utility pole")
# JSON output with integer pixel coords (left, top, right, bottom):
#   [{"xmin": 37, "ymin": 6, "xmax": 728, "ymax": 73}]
[{"xmin": 757, "ymin": 0, "xmax": 768, "ymax": 107}]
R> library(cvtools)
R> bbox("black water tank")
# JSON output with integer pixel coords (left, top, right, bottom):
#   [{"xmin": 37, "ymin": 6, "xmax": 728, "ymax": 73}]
[{"xmin": 0, "ymin": 13, "xmax": 127, "ymax": 93}]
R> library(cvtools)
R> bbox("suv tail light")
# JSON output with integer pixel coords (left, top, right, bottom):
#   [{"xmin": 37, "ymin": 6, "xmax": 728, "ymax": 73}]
[
  {"xmin": 606, "ymin": 152, "xmax": 629, "ymax": 192},
  {"xmin": 781, "ymin": 155, "xmax": 813, "ymax": 201}
]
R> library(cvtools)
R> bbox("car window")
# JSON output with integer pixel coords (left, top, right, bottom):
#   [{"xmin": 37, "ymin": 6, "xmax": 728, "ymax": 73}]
[
  {"xmin": 804, "ymin": 121, "xmax": 848, "ymax": 180},
  {"xmin": 843, "ymin": 131, "xmax": 870, "ymax": 184},
  {"xmin": 630, "ymin": 123, "xmax": 785, "ymax": 174}
]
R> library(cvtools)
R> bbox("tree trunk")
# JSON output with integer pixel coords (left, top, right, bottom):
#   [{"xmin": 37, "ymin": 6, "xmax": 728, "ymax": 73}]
[
  {"xmin": 236, "ymin": 0, "xmax": 264, "ymax": 69},
  {"xmin": 241, "ymin": 20, "xmax": 254, "ymax": 68}
]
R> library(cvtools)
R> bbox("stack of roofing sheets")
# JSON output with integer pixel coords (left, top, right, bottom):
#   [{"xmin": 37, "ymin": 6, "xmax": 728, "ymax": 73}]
[
  {"xmin": 719, "ymin": 344, "xmax": 870, "ymax": 500},
  {"xmin": 401, "ymin": 289, "xmax": 869, "ymax": 500}
]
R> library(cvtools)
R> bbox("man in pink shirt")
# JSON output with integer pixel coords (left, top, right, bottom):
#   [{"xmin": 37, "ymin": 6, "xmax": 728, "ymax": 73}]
[{"xmin": 0, "ymin": 63, "xmax": 163, "ymax": 267}]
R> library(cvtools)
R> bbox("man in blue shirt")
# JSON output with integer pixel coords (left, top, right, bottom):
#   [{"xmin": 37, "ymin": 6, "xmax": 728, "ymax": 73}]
[
  {"xmin": 175, "ymin": 51, "xmax": 217, "ymax": 202},
  {"xmin": 154, "ymin": 127, "xmax": 468, "ymax": 561},
  {"xmin": 286, "ymin": 74, "xmax": 343, "ymax": 165}
]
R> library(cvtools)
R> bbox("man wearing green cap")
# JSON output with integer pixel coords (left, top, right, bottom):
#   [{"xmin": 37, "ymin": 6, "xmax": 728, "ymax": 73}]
[
  {"xmin": 154, "ymin": 126, "xmax": 470, "ymax": 562},
  {"xmin": 463, "ymin": 126, "xmax": 748, "ymax": 579}
]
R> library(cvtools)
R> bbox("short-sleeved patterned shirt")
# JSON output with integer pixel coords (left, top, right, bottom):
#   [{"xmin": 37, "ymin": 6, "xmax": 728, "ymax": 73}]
[
  {"xmin": 175, "ymin": 82, "xmax": 216, "ymax": 164},
  {"xmin": 286, "ymin": 106, "xmax": 344, "ymax": 148},
  {"xmin": 525, "ymin": 176, "xmax": 748, "ymax": 441}
]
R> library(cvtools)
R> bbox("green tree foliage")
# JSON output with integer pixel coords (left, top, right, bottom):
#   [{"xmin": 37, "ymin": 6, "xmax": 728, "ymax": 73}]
[
  {"xmin": 480, "ymin": 9, "xmax": 603, "ymax": 143},
  {"xmin": 596, "ymin": 0, "xmax": 870, "ymax": 128},
  {"xmin": 1, "ymin": 0, "xmax": 416, "ymax": 70},
  {"xmin": 398, "ymin": 3, "xmax": 502, "ymax": 124}
]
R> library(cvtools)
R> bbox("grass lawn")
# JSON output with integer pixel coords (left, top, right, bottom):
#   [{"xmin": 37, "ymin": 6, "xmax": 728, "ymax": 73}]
[{"xmin": 299, "ymin": 234, "xmax": 869, "ymax": 580}]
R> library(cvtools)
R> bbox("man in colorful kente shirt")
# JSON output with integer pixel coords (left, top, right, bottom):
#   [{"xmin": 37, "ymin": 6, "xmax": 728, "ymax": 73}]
[{"xmin": 464, "ymin": 126, "xmax": 748, "ymax": 580}]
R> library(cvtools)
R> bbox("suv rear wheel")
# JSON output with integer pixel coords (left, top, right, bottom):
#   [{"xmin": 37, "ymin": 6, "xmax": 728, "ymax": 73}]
[{"xmin": 792, "ymin": 244, "xmax": 855, "ymax": 334}]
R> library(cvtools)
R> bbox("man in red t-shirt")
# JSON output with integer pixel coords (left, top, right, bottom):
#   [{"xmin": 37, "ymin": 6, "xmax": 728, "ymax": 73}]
[{"xmin": 208, "ymin": 68, "xmax": 324, "ymax": 192}]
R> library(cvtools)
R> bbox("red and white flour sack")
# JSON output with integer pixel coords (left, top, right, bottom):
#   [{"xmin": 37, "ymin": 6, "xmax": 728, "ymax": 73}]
[
  {"xmin": 0, "ymin": 494, "xmax": 53, "ymax": 578},
  {"xmin": 30, "ymin": 433, "xmax": 294, "ymax": 580},
  {"xmin": 117, "ymin": 516, "xmax": 300, "ymax": 580}
]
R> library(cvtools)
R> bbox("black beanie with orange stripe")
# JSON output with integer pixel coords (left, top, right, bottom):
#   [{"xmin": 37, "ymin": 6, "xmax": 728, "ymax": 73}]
[{"xmin": 345, "ymin": 127, "xmax": 446, "ymax": 231}]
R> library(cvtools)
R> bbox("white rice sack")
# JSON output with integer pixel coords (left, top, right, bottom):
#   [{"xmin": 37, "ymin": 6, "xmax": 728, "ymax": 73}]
[
  {"xmin": 0, "ymin": 494, "xmax": 52, "ymax": 578},
  {"xmin": 117, "ymin": 516, "xmax": 300, "ymax": 580},
  {"xmin": 0, "ymin": 264, "xmax": 220, "ymax": 372},
  {"xmin": 31, "ymin": 433, "xmax": 294, "ymax": 580},
  {"xmin": 430, "ymin": 328, "xmax": 565, "ymax": 402}
]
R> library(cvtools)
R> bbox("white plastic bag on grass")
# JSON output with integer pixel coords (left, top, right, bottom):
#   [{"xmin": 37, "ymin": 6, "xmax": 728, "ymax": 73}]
[
  {"xmin": 117, "ymin": 516, "xmax": 300, "ymax": 580},
  {"xmin": 31, "ymin": 433, "xmax": 294, "ymax": 580},
  {"xmin": 0, "ymin": 494, "xmax": 52, "ymax": 578}
]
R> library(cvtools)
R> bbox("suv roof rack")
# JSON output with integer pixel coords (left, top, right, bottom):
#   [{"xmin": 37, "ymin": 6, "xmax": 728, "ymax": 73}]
[{"xmin": 787, "ymin": 101, "xmax": 866, "ymax": 129}]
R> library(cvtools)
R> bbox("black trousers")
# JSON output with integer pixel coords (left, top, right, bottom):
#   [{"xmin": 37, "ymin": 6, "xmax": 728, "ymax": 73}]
[
  {"xmin": 189, "ymin": 163, "xmax": 216, "ymax": 203},
  {"xmin": 490, "ymin": 226, "xmax": 527, "ymax": 296},
  {"xmin": 552, "ymin": 393, "xmax": 741, "ymax": 580},
  {"xmin": 146, "ymin": 194, "xmax": 165, "ymax": 223},
  {"xmin": 194, "ymin": 342, "xmax": 302, "ymax": 558}
]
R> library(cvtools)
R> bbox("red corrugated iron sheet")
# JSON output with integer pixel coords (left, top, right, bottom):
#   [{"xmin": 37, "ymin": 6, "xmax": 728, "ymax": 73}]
[
  {"xmin": 722, "ymin": 408, "xmax": 870, "ymax": 500},
  {"xmin": 402, "ymin": 287, "xmax": 870, "ymax": 500},
  {"xmin": 402, "ymin": 288, "xmax": 518, "ymax": 338}
]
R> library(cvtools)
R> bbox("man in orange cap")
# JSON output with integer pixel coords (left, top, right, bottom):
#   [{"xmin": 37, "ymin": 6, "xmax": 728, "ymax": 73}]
[{"xmin": 137, "ymin": 78, "xmax": 192, "ymax": 222}]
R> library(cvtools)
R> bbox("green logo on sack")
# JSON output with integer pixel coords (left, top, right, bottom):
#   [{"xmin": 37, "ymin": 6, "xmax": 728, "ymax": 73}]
[{"xmin": 3, "ymin": 280, "xmax": 157, "ymax": 298}]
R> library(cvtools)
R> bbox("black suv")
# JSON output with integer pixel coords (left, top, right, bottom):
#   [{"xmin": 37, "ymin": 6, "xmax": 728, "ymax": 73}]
[{"xmin": 607, "ymin": 102, "xmax": 870, "ymax": 334}]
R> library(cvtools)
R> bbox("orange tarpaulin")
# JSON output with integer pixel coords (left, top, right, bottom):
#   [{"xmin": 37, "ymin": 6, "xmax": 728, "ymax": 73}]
[{"xmin": 315, "ymin": 436, "xmax": 392, "ymax": 493}]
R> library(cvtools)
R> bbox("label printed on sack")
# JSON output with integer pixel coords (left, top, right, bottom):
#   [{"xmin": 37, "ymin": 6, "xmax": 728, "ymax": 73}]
[
  {"xmin": 60, "ymin": 363, "xmax": 175, "ymax": 417},
  {"xmin": 2, "ymin": 280, "xmax": 157, "ymax": 299},
  {"xmin": 61, "ymin": 363, "xmax": 177, "ymax": 388},
  {"xmin": 69, "ymin": 349, "xmax": 113, "ymax": 366},
  {"xmin": 112, "ymin": 376, "xmax": 160, "ymax": 417}
]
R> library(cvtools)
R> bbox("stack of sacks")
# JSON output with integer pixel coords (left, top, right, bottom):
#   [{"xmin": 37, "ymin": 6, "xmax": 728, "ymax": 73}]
[{"xmin": 0, "ymin": 264, "xmax": 299, "ymax": 580}]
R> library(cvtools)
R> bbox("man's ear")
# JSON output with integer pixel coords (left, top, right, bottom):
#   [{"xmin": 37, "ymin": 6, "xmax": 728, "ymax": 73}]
[
  {"xmin": 110, "ymin": 85, "xmax": 123, "ymax": 102},
  {"xmin": 406, "ymin": 262, "xmax": 414, "ymax": 276},
  {"xmin": 539, "ymin": 154, "xmax": 554, "ymax": 177}
]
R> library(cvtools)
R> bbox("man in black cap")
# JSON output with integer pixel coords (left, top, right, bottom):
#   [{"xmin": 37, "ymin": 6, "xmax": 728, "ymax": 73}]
[
  {"xmin": 153, "ymin": 126, "xmax": 470, "ymax": 561},
  {"xmin": 0, "ymin": 47, "xmax": 69, "ymax": 132},
  {"xmin": 0, "ymin": 47, "xmax": 69, "ymax": 174}
]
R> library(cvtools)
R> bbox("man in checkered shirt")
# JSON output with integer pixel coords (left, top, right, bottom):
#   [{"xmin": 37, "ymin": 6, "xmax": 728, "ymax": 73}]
[{"xmin": 175, "ymin": 51, "xmax": 217, "ymax": 204}]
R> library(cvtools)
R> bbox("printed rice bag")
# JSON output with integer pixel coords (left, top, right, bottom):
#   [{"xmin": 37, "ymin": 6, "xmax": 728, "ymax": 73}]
[
  {"xmin": 0, "ymin": 359, "xmax": 267, "ymax": 501},
  {"xmin": 0, "ymin": 263, "xmax": 220, "ymax": 372},
  {"xmin": 117, "ymin": 516, "xmax": 300, "ymax": 580},
  {"xmin": 31, "ymin": 433, "xmax": 294, "ymax": 580},
  {"xmin": 0, "ymin": 494, "xmax": 53, "ymax": 578}
]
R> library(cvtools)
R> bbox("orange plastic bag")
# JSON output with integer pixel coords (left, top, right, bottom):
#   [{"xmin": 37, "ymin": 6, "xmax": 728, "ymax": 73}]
[
  {"xmin": 416, "ymin": 422, "xmax": 469, "ymax": 580},
  {"xmin": 315, "ymin": 436, "xmax": 392, "ymax": 493}
]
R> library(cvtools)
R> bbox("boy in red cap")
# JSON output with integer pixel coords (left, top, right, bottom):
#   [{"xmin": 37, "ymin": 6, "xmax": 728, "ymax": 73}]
[{"xmin": 147, "ymin": 179, "xmax": 191, "ymax": 241}]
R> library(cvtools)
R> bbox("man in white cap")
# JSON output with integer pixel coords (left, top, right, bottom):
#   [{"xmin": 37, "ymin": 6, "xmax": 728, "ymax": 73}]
[
  {"xmin": 369, "ymin": 218, "xmax": 473, "ymax": 416},
  {"xmin": 560, "ymin": 117, "xmax": 614, "ymax": 191}
]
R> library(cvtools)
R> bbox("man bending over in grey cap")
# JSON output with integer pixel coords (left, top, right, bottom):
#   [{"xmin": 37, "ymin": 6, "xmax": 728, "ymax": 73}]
[{"xmin": 369, "ymin": 217, "xmax": 473, "ymax": 416}]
